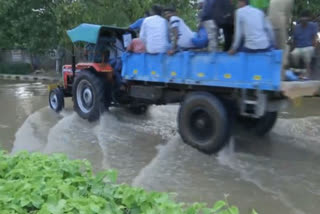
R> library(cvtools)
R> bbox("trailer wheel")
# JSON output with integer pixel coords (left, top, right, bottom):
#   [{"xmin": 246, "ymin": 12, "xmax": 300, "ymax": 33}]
[
  {"xmin": 73, "ymin": 71, "xmax": 107, "ymax": 122},
  {"xmin": 49, "ymin": 88, "xmax": 64, "ymax": 113},
  {"xmin": 178, "ymin": 92, "xmax": 231, "ymax": 154},
  {"xmin": 240, "ymin": 112, "xmax": 278, "ymax": 136}
]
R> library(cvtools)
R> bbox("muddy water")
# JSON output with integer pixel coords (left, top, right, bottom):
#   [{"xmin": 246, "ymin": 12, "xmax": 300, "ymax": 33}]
[{"xmin": 0, "ymin": 79, "xmax": 320, "ymax": 214}]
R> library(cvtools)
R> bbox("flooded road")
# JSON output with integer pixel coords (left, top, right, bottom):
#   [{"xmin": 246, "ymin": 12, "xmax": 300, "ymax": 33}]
[{"xmin": 0, "ymin": 79, "xmax": 320, "ymax": 214}]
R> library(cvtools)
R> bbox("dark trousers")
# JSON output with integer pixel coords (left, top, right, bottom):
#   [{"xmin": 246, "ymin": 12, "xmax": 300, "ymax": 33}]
[
  {"xmin": 220, "ymin": 24, "xmax": 234, "ymax": 52},
  {"xmin": 239, "ymin": 46, "xmax": 273, "ymax": 53},
  {"xmin": 109, "ymin": 58, "xmax": 123, "ymax": 88}
]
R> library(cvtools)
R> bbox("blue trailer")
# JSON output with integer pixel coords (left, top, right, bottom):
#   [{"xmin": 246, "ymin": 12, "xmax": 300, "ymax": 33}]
[
  {"xmin": 122, "ymin": 51, "xmax": 282, "ymax": 91},
  {"xmin": 49, "ymin": 24, "xmax": 320, "ymax": 154}
]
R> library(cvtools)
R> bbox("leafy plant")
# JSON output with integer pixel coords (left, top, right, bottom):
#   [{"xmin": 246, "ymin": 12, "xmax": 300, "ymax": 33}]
[
  {"xmin": 0, "ymin": 151, "xmax": 258, "ymax": 214},
  {"xmin": 0, "ymin": 63, "xmax": 33, "ymax": 75}
]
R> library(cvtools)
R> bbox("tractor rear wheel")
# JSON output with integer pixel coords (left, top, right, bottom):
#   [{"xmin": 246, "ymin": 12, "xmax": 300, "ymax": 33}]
[
  {"xmin": 178, "ymin": 92, "xmax": 231, "ymax": 154},
  {"xmin": 49, "ymin": 88, "xmax": 64, "ymax": 113},
  {"xmin": 73, "ymin": 71, "xmax": 109, "ymax": 122}
]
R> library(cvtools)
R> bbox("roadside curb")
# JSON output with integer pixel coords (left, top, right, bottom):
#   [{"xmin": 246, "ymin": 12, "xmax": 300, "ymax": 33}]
[{"xmin": 0, "ymin": 74, "xmax": 60, "ymax": 82}]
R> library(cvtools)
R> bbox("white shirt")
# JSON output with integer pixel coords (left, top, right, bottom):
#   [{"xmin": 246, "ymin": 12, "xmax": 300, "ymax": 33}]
[
  {"xmin": 232, "ymin": 6, "xmax": 274, "ymax": 50},
  {"xmin": 140, "ymin": 15, "xmax": 170, "ymax": 53},
  {"xmin": 169, "ymin": 16, "xmax": 195, "ymax": 49}
]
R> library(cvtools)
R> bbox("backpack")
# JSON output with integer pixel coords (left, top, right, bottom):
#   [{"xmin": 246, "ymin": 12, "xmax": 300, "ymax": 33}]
[{"xmin": 212, "ymin": 0, "xmax": 235, "ymax": 26}]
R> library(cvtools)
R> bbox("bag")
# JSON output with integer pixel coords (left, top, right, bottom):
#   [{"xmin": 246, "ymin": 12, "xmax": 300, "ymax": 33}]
[
  {"xmin": 192, "ymin": 27, "xmax": 209, "ymax": 48},
  {"xmin": 212, "ymin": 0, "xmax": 234, "ymax": 26}
]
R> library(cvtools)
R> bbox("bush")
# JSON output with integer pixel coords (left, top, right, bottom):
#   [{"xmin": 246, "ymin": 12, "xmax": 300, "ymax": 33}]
[
  {"xmin": 0, "ymin": 151, "xmax": 258, "ymax": 214},
  {"xmin": 0, "ymin": 63, "xmax": 33, "ymax": 75}
]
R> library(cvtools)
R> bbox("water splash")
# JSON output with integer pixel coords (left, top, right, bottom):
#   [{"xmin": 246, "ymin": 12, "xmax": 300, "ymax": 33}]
[
  {"xmin": 44, "ymin": 112, "xmax": 103, "ymax": 171},
  {"xmin": 11, "ymin": 107, "xmax": 60, "ymax": 154},
  {"xmin": 132, "ymin": 135, "xmax": 182, "ymax": 187},
  {"xmin": 93, "ymin": 107, "xmax": 178, "ymax": 183},
  {"xmin": 0, "ymin": 124, "xmax": 9, "ymax": 129},
  {"xmin": 217, "ymin": 139, "xmax": 306, "ymax": 214}
]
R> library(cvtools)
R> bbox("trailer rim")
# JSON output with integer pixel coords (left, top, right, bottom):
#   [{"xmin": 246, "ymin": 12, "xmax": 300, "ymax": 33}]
[{"xmin": 189, "ymin": 107, "xmax": 216, "ymax": 142}]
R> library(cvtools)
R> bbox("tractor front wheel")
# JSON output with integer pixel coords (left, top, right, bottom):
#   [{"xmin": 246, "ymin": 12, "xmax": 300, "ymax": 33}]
[{"xmin": 49, "ymin": 88, "xmax": 64, "ymax": 113}]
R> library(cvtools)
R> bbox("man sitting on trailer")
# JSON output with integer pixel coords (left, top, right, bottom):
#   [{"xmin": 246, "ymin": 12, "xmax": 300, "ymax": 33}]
[
  {"xmin": 291, "ymin": 10, "xmax": 318, "ymax": 79},
  {"xmin": 228, "ymin": 0, "xmax": 275, "ymax": 55},
  {"xmin": 139, "ymin": 5, "xmax": 170, "ymax": 54},
  {"xmin": 163, "ymin": 7, "xmax": 196, "ymax": 55}
]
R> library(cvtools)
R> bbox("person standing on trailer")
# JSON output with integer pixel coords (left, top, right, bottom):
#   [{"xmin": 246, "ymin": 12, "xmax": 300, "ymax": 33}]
[
  {"xmin": 199, "ymin": 0, "xmax": 218, "ymax": 51},
  {"xmin": 213, "ymin": 0, "xmax": 235, "ymax": 51},
  {"xmin": 190, "ymin": 0, "xmax": 209, "ymax": 50},
  {"xmin": 199, "ymin": 0, "xmax": 234, "ymax": 51},
  {"xmin": 268, "ymin": 0, "xmax": 294, "ymax": 80},
  {"xmin": 268, "ymin": 0, "xmax": 294, "ymax": 50}
]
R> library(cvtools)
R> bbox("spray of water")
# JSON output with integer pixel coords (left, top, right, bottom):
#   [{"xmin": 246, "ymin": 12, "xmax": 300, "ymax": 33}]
[
  {"xmin": 10, "ymin": 101, "xmax": 320, "ymax": 214},
  {"xmin": 11, "ymin": 107, "xmax": 60, "ymax": 154},
  {"xmin": 217, "ymin": 139, "xmax": 306, "ymax": 214}
]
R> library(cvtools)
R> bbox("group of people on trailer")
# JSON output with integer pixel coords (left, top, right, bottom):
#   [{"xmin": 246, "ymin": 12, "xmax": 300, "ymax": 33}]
[
  {"xmin": 128, "ymin": 0, "xmax": 275, "ymax": 55},
  {"xmin": 127, "ymin": 0, "xmax": 318, "ymax": 80}
]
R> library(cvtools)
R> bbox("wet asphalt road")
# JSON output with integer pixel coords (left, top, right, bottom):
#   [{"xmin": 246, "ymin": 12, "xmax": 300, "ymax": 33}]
[{"xmin": 0, "ymin": 79, "xmax": 319, "ymax": 214}]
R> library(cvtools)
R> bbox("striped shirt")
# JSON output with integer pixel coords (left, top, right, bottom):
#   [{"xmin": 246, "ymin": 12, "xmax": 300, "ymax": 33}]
[{"xmin": 169, "ymin": 16, "xmax": 195, "ymax": 49}]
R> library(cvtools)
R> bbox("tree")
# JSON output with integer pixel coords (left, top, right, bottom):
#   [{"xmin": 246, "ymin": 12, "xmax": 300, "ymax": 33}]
[
  {"xmin": 0, "ymin": 0, "xmax": 59, "ymax": 52},
  {"xmin": 0, "ymin": 0, "xmax": 319, "ymax": 53},
  {"xmin": 0, "ymin": 0, "xmax": 196, "ymax": 53},
  {"xmin": 294, "ymin": 0, "xmax": 320, "ymax": 19}
]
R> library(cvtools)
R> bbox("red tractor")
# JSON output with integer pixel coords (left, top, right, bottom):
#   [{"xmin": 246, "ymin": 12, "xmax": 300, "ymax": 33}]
[{"xmin": 49, "ymin": 24, "xmax": 144, "ymax": 121}]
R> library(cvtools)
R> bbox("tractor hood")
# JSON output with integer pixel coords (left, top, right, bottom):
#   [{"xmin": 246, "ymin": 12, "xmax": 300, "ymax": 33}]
[{"xmin": 67, "ymin": 23, "xmax": 133, "ymax": 44}]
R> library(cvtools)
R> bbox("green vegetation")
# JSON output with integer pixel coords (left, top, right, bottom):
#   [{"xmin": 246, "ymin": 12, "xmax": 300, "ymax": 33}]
[
  {"xmin": 0, "ymin": 0, "xmax": 316, "ymax": 54},
  {"xmin": 0, "ymin": 63, "xmax": 33, "ymax": 75},
  {"xmin": 0, "ymin": 0, "xmax": 196, "ymax": 53},
  {"xmin": 0, "ymin": 151, "xmax": 258, "ymax": 214},
  {"xmin": 0, "ymin": 0, "xmax": 316, "ymax": 76}
]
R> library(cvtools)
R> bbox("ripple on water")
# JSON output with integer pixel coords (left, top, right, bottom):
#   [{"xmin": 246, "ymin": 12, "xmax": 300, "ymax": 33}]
[{"xmin": 274, "ymin": 117, "xmax": 320, "ymax": 151}]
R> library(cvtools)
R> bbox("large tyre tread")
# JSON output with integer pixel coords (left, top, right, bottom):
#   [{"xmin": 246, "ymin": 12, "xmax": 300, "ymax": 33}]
[
  {"xmin": 178, "ymin": 92, "xmax": 231, "ymax": 154},
  {"xmin": 255, "ymin": 112, "xmax": 278, "ymax": 136},
  {"xmin": 238, "ymin": 112, "xmax": 278, "ymax": 136},
  {"xmin": 49, "ymin": 88, "xmax": 64, "ymax": 113},
  {"xmin": 72, "ymin": 71, "xmax": 107, "ymax": 122}
]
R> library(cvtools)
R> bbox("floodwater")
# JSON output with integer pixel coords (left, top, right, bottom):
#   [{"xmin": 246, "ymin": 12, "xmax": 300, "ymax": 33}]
[{"xmin": 0, "ymin": 79, "xmax": 319, "ymax": 214}]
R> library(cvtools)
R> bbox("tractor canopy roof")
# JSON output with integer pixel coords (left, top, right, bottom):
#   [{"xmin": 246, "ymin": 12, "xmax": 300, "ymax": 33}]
[{"xmin": 67, "ymin": 23, "xmax": 133, "ymax": 44}]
